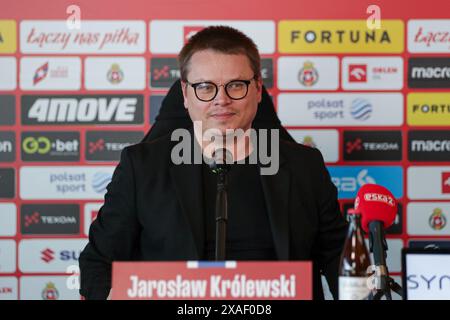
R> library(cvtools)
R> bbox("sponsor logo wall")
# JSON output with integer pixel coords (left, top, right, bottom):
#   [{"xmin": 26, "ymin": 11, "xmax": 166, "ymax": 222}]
[{"xmin": 0, "ymin": 1, "xmax": 449, "ymax": 299}]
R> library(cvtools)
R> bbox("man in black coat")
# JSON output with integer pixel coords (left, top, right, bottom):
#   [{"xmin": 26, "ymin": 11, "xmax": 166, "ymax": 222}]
[{"xmin": 79, "ymin": 25, "xmax": 347, "ymax": 300}]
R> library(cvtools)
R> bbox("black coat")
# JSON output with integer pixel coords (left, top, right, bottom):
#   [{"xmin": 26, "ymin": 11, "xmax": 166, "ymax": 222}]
[{"xmin": 79, "ymin": 81, "xmax": 347, "ymax": 300}]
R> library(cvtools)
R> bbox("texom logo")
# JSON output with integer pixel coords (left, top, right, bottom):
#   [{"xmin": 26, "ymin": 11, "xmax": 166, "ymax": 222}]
[
  {"xmin": 150, "ymin": 58, "xmax": 179, "ymax": 88},
  {"xmin": 24, "ymin": 212, "xmax": 40, "ymax": 227},
  {"xmin": 349, "ymin": 64, "xmax": 367, "ymax": 82},
  {"xmin": 88, "ymin": 139, "xmax": 105, "ymax": 154},
  {"xmin": 41, "ymin": 248, "xmax": 55, "ymax": 263}
]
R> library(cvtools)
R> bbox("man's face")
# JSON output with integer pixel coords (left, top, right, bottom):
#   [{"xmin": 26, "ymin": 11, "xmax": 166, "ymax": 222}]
[{"xmin": 181, "ymin": 50, "xmax": 262, "ymax": 134}]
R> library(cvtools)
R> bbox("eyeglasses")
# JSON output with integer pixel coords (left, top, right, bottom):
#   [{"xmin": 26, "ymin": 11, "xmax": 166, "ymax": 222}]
[{"xmin": 185, "ymin": 76, "xmax": 256, "ymax": 102}]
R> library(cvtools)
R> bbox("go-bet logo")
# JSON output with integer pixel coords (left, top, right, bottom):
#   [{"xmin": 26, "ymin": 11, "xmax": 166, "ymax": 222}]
[{"xmin": 21, "ymin": 132, "xmax": 80, "ymax": 162}]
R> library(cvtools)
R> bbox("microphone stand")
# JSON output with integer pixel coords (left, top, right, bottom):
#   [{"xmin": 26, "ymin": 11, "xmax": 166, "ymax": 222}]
[
  {"xmin": 209, "ymin": 148, "xmax": 232, "ymax": 261},
  {"xmin": 368, "ymin": 221, "xmax": 403, "ymax": 300}
]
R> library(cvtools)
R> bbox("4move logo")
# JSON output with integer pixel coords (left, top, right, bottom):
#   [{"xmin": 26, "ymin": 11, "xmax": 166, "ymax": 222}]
[{"xmin": 21, "ymin": 95, "xmax": 144, "ymax": 125}]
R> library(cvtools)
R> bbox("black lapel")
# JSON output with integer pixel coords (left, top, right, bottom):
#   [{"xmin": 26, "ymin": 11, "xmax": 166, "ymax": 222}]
[
  {"xmin": 169, "ymin": 128, "xmax": 204, "ymax": 259},
  {"xmin": 259, "ymin": 148, "xmax": 290, "ymax": 260}
]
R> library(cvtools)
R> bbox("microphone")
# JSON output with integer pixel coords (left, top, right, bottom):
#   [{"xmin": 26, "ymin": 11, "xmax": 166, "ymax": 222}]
[
  {"xmin": 354, "ymin": 183, "xmax": 401, "ymax": 300},
  {"xmin": 208, "ymin": 148, "xmax": 233, "ymax": 174},
  {"xmin": 354, "ymin": 184, "xmax": 397, "ymax": 233}
]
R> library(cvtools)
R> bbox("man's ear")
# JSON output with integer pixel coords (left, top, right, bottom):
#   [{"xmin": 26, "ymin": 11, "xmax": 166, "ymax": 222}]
[
  {"xmin": 180, "ymin": 80, "xmax": 189, "ymax": 109},
  {"xmin": 256, "ymin": 78, "xmax": 263, "ymax": 104}
]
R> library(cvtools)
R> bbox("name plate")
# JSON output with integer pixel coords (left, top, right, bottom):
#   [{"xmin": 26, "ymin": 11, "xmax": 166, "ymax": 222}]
[{"xmin": 112, "ymin": 261, "xmax": 312, "ymax": 300}]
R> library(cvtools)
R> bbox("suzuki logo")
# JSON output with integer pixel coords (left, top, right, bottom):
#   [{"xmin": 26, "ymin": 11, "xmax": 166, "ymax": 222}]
[
  {"xmin": 24, "ymin": 212, "xmax": 40, "ymax": 227},
  {"xmin": 41, "ymin": 248, "xmax": 55, "ymax": 263}
]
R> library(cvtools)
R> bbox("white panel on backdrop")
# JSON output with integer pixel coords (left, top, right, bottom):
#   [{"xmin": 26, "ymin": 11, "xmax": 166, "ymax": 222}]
[
  {"xmin": 84, "ymin": 203, "xmax": 103, "ymax": 237},
  {"xmin": 20, "ymin": 276, "xmax": 81, "ymax": 300},
  {"xmin": 20, "ymin": 57, "xmax": 81, "ymax": 90},
  {"xmin": 407, "ymin": 202, "xmax": 450, "ymax": 236},
  {"xmin": 0, "ymin": 240, "xmax": 16, "ymax": 273},
  {"xmin": 0, "ymin": 57, "xmax": 16, "ymax": 90},
  {"xmin": 365, "ymin": 238, "xmax": 403, "ymax": 273},
  {"xmin": 408, "ymin": 20, "xmax": 450, "ymax": 53},
  {"xmin": 18, "ymin": 239, "xmax": 88, "ymax": 273},
  {"xmin": 287, "ymin": 129, "xmax": 339, "ymax": 163},
  {"xmin": 149, "ymin": 20, "xmax": 275, "ymax": 54},
  {"xmin": 408, "ymin": 166, "xmax": 450, "ymax": 199},
  {"xmin": 277, "ymin": 93, "xmax": 403, "ymax": 126},
  {"xmin": 20, "ymin": 166, "xmax": 115, "ymax": 200},
  {"xmin": 0, "ymin": 277, "xmax": 18, "ymax": 300},
  {"xmin": 20, "ymin": 20, "xmax": 146, "ymax": 54},
  {"xmin": 0, "ymin": 203, "xmax": 17, "ymax": 236},
  {"xmin": 278, "ymin": 56, "xmax": 339, "ymax": 90},
  {"xmin": 85, "ymin": 57, "xmax": 146, "ymax": 90},
  {"xmin": 341, "ymin": 57, "xmax": 403, "ymax": 90}
]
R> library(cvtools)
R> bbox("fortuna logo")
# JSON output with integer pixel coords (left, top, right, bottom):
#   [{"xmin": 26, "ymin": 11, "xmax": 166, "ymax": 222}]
[
  {"xmin": 33, "ymin": 62, "xmax": 49, "ymax": 85},
  {"xmin": 349, "ymin": 64, "xmax": 367, "ymax": 82},
  {"xmin": 298, "ymin": 61, "xmax": 318, "ymax": 86},
  {"xmin": 346, "ymin": 138, "xmax": 363, "ymax": 154},
  {"xmin": 24, "ymin": 212, "xmax": 40, "ymax": 227},
  {"xmin": 89, "ymin": 139, "xmax": 105, "ymax": 154},
  {"xmin": 363, "ymin": 193, "xmax": 395, "ymax": 207},
  {"xmin": 26, "ymin": 97, "xmax": 138, "ymax": 122},
  {"xmin": 107, "ymin": 63, "xmax": 124, "ymax": 84},
  {"xmin": 429, "ymin": 208, "xmax": 447, "ymax": 231},
  {"xmin": 153, "ymin": 66, "xmax": 170, "ymax": 80},
  {"xmin": 41, "ymin": 248, "xmax": 55, "ymax": 263},
  {"xmin": 290, "ymin": 29, "xmax": 392, "ymax": 44}
]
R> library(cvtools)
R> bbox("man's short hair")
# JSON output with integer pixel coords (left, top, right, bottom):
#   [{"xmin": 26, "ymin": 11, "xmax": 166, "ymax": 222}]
[{"xmin": 178, "ymin": 25, "xmax": 261, "ymax": 82}]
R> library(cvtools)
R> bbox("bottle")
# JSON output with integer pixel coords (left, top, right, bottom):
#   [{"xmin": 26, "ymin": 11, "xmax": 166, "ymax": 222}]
[{"xmin": 338, "ymin": 208, "xmax": 371, "ymax": 300}]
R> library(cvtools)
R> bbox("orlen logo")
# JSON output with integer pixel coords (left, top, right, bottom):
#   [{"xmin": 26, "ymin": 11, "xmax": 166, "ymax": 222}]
[
  {"xmin": 183, "ymin": 26, "xmax": 204, "ymax": 44},
  {"xmin": 348, "ymin": 64, "xmax": 367, "ymax": 82},
  {"xmin": 363, "ymin": 193, "xmax": 395, "ymax": 206},
  {"xmin": 41, "ymin": 248, "xmax": 55, "ymax": 263},
  {"xmin": 442, "ymin": 172, "xmax": 450, "ymax": 194}
]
